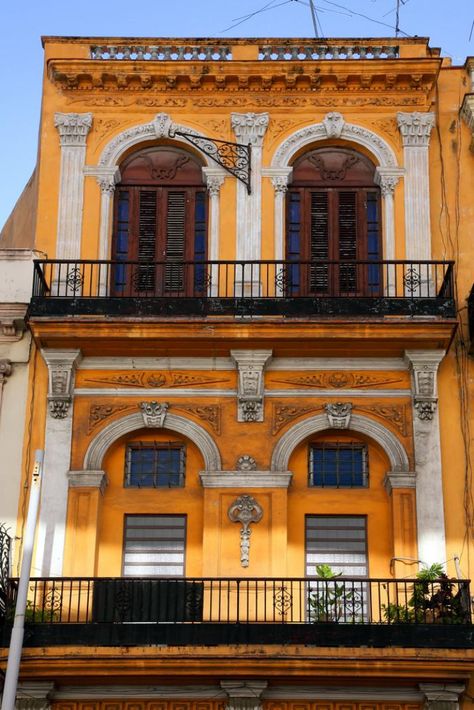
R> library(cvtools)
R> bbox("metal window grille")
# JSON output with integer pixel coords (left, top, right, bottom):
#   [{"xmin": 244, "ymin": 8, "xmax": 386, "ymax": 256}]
[
  {"xmin": 306, "ymin": 515, "xmax": 368, "ymax": 622},
  {"xmin": 309, "ymin": 442, "xmax": 368, "ymax": 487},
  {"xmin": 123, "ymin": 514, "xmax": 186, "ymax": 577},
  {"xmin": 125, "ymin": 441, "xmax": 185, "ymax": 488}
]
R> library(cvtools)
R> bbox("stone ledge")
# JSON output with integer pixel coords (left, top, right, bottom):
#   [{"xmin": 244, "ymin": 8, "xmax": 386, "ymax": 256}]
[{"xmin": 200, "ymin": 470, "xmax": 292, "ymax": 488}]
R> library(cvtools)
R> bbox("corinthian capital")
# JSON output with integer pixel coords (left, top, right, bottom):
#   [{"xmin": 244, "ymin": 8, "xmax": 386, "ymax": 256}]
[
  {"xmin": 397, "ymin": 112, "xmax": 435, "ymax": 147},
  {"xmin": 54, "ymin": 113, "xmax": 93, "ymax": 147},
  {"xmin": 231, "ymin": 113, "xmax": 269, "ymax": 147}
]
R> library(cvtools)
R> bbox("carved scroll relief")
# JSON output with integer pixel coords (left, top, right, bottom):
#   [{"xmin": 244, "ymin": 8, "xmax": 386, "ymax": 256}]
[{"xmin": 228, "ymin": 495, "xmax": 263, "ymax": 568}]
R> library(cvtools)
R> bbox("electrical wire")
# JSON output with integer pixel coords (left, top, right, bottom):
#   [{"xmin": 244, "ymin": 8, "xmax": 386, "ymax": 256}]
[{"xmin": 220, "ymin": 0, "xmax": 294, "ymax": 33}]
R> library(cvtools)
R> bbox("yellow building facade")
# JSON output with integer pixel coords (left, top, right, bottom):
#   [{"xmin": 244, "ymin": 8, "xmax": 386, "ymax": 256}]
[{"xmin": 0, "ymin": 35, "xmax": 474, "ymax": 710}]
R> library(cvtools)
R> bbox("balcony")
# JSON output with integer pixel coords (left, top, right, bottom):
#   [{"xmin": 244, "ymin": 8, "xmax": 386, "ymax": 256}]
[
  {"xmin": 1, "ymin": 576, "xmax": 471, "ymax": 649},
  {"xmin": 468, "ymin": 284, "xmax": 474, "ymax": 354},
  {"xmin": 29, "ymin": 259, "xmax": 455, "ymax": 319}
]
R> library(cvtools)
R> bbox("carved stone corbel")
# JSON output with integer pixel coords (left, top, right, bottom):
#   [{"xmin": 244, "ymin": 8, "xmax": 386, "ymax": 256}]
[
  {"xmin": 228, "ymin": 494, "xmax": 263, "ymax": 567},
  {"xmin": 405, "ymin": 350, "xmax": 444, "ymax": 421},
  {"xmin": 419, "ymin": 684, "xmax": 465, "ymax": 710},
  {"xmin": 139, "ymin": 401, "xmax": 169, "ymax": 427},
  {"xmin": 325, "ymin": 402, "xmax": 352, "ymax": 429},
  {"xmin": 16, "ymin": 682, "xmax": 55, "ymax": 710},
  {"xmin": 221, "ymin": 681, "xmax": 268, "ymax": 710},
  {"xmin": 231, "ymin": 350, "xmax": 272, "ymax": 422},
  {"xmin": 41, "ymin": 350, "xmax": 82, "ymax": 419}
]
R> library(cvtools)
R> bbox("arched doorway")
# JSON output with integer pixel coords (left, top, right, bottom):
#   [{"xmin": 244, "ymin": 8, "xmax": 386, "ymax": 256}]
[
  {"xmin": 286, "ymin": 147, "xmax": 381, "ymax": 296},
  {"xmin": 112, "ymin": 145, "xmax": 208, "ymax": 296}
]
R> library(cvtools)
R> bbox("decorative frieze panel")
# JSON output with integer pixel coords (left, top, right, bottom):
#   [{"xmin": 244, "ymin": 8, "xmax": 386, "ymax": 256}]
[
  {"xmin": 231, "ymin": 350, "xmax": 272, "ymax": 422},
  {"xmin": 82, "ymin": 372, "xmax": 230, "ymax": 388},
  {"xmin": 273, "ymin": 372, "xmax": 405, "ymax": 389},
  {"xmin": 228, "ymin": 495, "xmax": 263, "ymax": 568}
]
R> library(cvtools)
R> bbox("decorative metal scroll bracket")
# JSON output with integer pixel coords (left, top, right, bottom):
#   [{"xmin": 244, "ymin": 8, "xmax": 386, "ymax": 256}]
[
  {"xmin": 228, "ymin": 494, "xmax": 263, "ymax": 568},
  {"xmin": 174, "ymin": 130, "xmax": 251, "ymax": 194}
]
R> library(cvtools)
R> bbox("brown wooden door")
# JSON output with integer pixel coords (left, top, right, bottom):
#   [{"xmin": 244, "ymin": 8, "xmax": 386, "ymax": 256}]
[
  {"xmin": 112, "ymin": 147, "xmax": 207, "ymax": 296},
  {"xmin": 286, "ymin": 148, "xmax": 381, "ymax": 296}
]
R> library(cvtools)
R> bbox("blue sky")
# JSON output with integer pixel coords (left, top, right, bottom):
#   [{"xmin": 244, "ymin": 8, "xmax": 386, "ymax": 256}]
[{"xmin": 1, "ymin": 0, "xmax": 473, "ymax": 230}]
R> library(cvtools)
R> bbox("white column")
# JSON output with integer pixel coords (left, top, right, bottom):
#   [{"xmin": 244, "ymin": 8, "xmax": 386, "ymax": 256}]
[
  {"xmin": 405, "ymin": 349, "xmax": 446, "ymax": 568},
  {"xmin": 397, "ymin": 112, "xmax": 435, "ymax": 262},
  {"xmin": 203, "ymin": 168, "xmax": 226, "ymax": 297},
  {"xmin": 54, "ymin": 113, "xmax": 93, "ymax": 261},
  {"xmin": 374, "ymin": 167, "xmax": 404, "ymax": 296},
  {"xmin": 231, "ymin": 113, "xmax": 269, "ymax": 296},
  {"xmin": 35, "ymin": 349, "xmax": 82, "ymax": 577}
]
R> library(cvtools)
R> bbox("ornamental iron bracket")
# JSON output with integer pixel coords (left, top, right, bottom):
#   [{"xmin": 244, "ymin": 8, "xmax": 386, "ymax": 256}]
[{"xmin": 174, "ymin": 130, "xmax": 251, "ymax": 193}]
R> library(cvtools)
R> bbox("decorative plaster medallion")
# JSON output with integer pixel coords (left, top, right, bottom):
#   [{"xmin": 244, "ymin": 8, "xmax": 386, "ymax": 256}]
[
  {"xmin": 325, "ymin": 402, "xmax": 353, "ymax": 429},
  {"xmin": 236, "ymin": 455, "xmax": 257, "ymax": 471},
  {"xmin": 139, "ymin": 401, "xmax": 169, "ymax": 427}
]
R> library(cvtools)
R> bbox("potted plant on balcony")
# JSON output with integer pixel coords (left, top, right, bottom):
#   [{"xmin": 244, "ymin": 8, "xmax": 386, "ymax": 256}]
[
  {"xmin": 308, "ymin": 564, "xmax": 359, "ymax": 623},
  {"xmin": 382, "ymin": 563, "xmax": 469, "ymax": 624}
]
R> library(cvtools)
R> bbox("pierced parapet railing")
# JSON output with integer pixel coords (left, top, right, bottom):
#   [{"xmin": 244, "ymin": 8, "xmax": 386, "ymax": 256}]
[
  {"xmin": 258, "ymin": 43, "xmax": 399, "ymax": 60},
  {"xmin": 90, "ymin": 45, "xmax": 232, "ymax": 61},
  {"xmin": 4, "ymin": 576, "xmax": 472, "ymax": 625},
  {"xmin": 30, "ymin": 259, "xmax": 455, "ymax": 319}
]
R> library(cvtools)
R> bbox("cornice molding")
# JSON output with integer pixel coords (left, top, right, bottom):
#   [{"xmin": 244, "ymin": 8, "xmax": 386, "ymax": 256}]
[{"xmin": 48, "ymin": 58, "xmax": 440, "ymax": 98}]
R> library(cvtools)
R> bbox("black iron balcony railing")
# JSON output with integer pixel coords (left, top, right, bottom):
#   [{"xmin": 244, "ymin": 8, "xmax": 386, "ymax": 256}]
[
  {"xmin": 1, "ymin": 577, "xmax": 471, "ymax": 648},
  {"xmin": 30, "ymin": 259, "xmax": 456, "ymax": 318}
]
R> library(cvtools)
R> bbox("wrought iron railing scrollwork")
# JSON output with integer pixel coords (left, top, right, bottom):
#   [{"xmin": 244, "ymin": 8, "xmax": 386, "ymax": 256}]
[{"xmin": 0, "ymin": 523, "xmax": 11, "ymax": 622}]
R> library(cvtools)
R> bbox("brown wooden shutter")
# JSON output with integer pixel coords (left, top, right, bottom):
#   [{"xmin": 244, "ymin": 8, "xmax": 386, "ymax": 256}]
[
  {"xmin": 338, "ymin": 191, "xmax": 358, "ymax": 292},
  {"xmin": 310, "ymin": 192, "xmax": 329, "ymax": 292},
  {"xmin": 136, "ymin": 190, "xmax": 158, "ymax": 291},
  {"xmin": 165, "ymin": 191, "xmax": 186, "ymax": 291}
]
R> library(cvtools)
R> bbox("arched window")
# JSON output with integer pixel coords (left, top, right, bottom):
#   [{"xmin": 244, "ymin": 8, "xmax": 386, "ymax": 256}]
[
  {"xmin": 113, "ymin": 146, "xmax": 207, "ymax": 296},
  {"xmin": 286, "ymin": 147, "xmax": 381, "ymax": 296}
]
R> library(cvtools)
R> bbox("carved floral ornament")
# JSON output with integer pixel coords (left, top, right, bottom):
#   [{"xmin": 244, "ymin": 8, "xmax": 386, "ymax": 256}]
[
  {"xmin": 271, "ymin": 112, "xmax": 402, "ymax": 186},
  {"xmin": 228, "ymin": 494, "xmax": 263, "ymax": 567}
]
